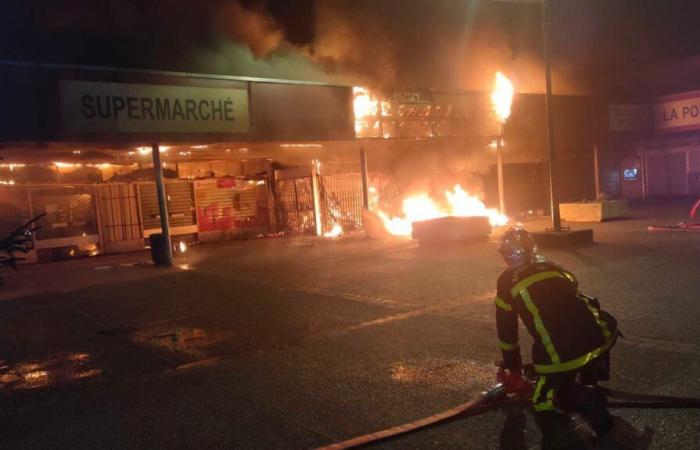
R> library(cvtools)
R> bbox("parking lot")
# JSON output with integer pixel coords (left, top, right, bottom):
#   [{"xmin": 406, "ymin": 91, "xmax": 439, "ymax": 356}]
[{"xmin": 1, "ymin": 199, "xmax": 699, "ymax": 449}]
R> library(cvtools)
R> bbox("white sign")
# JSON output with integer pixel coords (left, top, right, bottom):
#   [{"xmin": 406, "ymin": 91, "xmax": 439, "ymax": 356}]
[
  {"xmin": 654, "ymin": 90, "xmax": 700, "ymax": 133},
  {"xmin": 608, "ymin": 104, "xmax": 649, "ymax": 131},
  {"xmin": 60, "ymin": 80, "xmax": 250, "ymax": 135}
]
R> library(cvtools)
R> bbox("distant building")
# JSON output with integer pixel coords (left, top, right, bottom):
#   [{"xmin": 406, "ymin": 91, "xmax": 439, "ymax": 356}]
[{"xmin": 607, "ymin": 57, "xmax": 700, "ymax": 199}]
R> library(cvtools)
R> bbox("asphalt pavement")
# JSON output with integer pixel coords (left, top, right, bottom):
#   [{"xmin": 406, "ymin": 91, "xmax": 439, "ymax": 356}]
[{"xmin": 0, "ymin": 198, "xmax": 699, "ymax": 449}]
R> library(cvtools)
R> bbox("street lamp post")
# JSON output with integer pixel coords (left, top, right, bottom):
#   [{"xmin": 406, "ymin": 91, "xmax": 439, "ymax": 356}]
[
  {"xmin": 540, "ymin": 0, "xmax": 562, "ymax": 231},
  {"xmin": 491, "ymin": 0, "xmax": 563, "ymax": 231},
  {"xmin": 491, "ymin": 0, "xmax": 593, "ymax": 247}
]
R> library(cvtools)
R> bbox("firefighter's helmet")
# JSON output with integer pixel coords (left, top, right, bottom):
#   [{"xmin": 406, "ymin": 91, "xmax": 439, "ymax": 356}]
[{"xmin": 498, "ymin": 228, "xmax": 540, "ymax": 267}]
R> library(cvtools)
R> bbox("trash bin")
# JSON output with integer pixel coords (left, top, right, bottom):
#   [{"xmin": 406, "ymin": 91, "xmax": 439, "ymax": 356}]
[{"xmin": 149, "ymin": 233, "xmax": 171, "ymax": 266}]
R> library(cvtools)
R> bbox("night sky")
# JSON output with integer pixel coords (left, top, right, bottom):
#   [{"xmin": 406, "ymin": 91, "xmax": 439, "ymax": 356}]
[{"xmin": 3, "ymin": 0, "xmax": 700, "ymax": 95}]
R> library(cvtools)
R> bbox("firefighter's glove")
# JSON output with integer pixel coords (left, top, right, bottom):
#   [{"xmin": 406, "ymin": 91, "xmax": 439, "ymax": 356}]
[{"xmin": 498, "ymin": 369, "xmax": 533, "ymax": 396}]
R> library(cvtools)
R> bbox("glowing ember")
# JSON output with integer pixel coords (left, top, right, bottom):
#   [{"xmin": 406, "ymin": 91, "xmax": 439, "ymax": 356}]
[
  {"xmin": 323, "ymin": 223, "xmax": 343, "ymax": 238},
  {"xmin": 374, "ymin": 184, "xmax": 508, "ymax": 237},
  {"xmin": 491, "ymin": 72, "xmax": 514, "ymax": 123}
]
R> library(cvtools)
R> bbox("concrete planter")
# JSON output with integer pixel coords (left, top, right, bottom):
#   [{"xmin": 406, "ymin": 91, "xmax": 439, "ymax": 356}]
[{"xmin": 559, "ymin": 199, "xmax": 629, "ymax": 222}]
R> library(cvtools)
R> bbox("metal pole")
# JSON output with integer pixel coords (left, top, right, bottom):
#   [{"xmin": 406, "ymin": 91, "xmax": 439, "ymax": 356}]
[
  {"xmin": 264, "ymin": 159, "xmax": 278, "ymax": 233},
  {"xmin": 311, "ymin": 160, "xmax": 323, "ymax": 236},
  {"xmin": 360, "ymin": 147, "xmax": 370, "ymax": 209},
  {"xmin": 640, "ymin": 142, "xmax": 648, "ymax": 200},
  {"xmin": 152, "ymin": 143, "xmax": 173, "ymax": 266},
  {"xmin": 497, "ymin": 133, "xmax": 506, "ymax": 215},
  {"xmin": 541, "ymin": 0, "xmax": 561, "ymax": 231},
  {"xmin": 593, "ymin": 144, "xmax": 601, "ymax": 199}
]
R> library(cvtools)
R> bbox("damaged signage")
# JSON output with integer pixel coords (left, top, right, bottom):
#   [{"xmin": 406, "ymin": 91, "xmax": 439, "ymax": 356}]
[
  {"xmin": 654, "ymin": 90, "xmax": 700, "ymax": 133},
  {"xmin": 60, "ymin": 80, "xmax": 250, "ymax": 136}
]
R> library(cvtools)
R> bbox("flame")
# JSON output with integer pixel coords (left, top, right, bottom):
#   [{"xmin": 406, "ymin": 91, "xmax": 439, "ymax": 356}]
[
  {"xmin": 353, "ymin": 87, "xmax": 378, "ymax": 119},
  {"xmin": 353, "ymin": 86, "xmax": 380, "ymax": 135},
  {"xmin": 491, "ymin": 72, "xmax": 514, "ymax": 123},
  {"xmin": 323, "ymin": 223, "xmax": 343, "ymax": 238},
  {"xmin": 374, "ymin": 184, "xmax": 508, "ymax": 237}
]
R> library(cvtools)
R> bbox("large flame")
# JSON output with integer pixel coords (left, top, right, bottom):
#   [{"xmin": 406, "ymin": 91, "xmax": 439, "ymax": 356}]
[
  {"xmin": 374, "ymin": 185, "xmax": 508, "ymax": 237},
  {"xmin": 491, "ymin": 72, "xmax": 514, "ymax": 123}
]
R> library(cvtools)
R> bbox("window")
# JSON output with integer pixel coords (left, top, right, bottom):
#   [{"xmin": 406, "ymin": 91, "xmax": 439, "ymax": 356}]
[{"xmin": 623, "ymin": 167, "xmax": 639, "ymax": 181}]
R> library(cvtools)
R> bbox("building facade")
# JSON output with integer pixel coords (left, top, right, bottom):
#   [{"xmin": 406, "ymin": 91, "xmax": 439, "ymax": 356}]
[{"xmin": 1, "ymin": 61, "xmax": 611, "ymax": 262}]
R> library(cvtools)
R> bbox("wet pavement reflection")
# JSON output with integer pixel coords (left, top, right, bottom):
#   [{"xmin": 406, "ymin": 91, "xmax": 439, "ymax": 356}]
[
  {"xmin": 0, "ymin": 352, "xmax": 101, "ymax": 391},
  {"xmin": 390, "ymin": 358, "xmax": 493, "ymax": 389},
  {"xmin": 130, "ymin": 326, "xmax": 235, "ymax": 360}
]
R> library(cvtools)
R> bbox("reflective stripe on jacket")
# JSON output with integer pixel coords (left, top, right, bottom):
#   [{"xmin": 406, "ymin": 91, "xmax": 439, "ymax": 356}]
[{"xmin": 495, "ymin": 261, "xmax": 617, "ymax": 373}]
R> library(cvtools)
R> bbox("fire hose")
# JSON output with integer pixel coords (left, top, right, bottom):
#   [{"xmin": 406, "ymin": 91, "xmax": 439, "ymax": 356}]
[
  {"xmin": 648, "ymin": 197, "xmax": 700, "ymax": 232},
  {"xmin": 315, "ymin": 383, "xmax": 516, "ymax": 450},
  {"xmin": 315, "ymin": 366, "xmax": 700, "ymax": 450}
]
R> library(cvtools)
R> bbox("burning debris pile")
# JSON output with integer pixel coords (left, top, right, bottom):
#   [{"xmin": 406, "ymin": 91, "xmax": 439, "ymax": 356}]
[
  {"xmin": 368, "ymin": 184, "xmax": 507, "ymax": 239},
  {"xmin": 359, "ymin": 72, "xmax": 514, "ymax": 240}
]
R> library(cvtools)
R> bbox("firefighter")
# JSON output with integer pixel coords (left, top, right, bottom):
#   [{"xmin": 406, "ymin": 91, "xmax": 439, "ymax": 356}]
[{"xmin": 495, "ymin": 228, "xmax": 619, "ymax": 448}]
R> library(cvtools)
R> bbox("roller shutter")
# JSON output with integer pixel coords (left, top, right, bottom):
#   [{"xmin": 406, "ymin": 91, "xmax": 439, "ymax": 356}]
[
  {"xmin": 138, "ymin": 182, "xmax": 196, "ymax": 235},
  {"xmin": 666, "ymin": 152, "xmax": 688, "ymax": 195},
  {"xmin": 194, "ymin": 178, "xmax": 268, "ymax": 233},
  {"xmin": 645, "ymin": 153, "xmax": 667, "ymax": 197}
]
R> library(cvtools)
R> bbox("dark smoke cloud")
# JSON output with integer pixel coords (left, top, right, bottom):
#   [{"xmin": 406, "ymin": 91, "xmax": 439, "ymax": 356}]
[
  {"xmin": 217, "ymin": 1, "xmax": 284, "ymax": 58},
  {"xmin": 6, "ymin": 1, "xmax": 700, "ymax": 95},
  {"xmin": 215, "ymin": 0, "xmax": 585, "ymax": 94}
]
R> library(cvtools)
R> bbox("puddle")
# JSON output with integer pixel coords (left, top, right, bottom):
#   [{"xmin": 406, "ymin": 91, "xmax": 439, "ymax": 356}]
[
  {"xmin": 130, "ymin": 327, "xmax": 235, "ymax": 359},
  {"xmin": 390, "ymin": 358, "xmax": 494, "ymax": 389},
  {"xmin": 0, "ymin": 352, "xmax": 102, "ymax": 391}
]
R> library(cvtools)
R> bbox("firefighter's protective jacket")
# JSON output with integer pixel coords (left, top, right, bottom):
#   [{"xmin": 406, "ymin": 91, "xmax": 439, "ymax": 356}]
[{"xmin": 496, "ymin": 260, "xmax": 617, "ymax": 374}]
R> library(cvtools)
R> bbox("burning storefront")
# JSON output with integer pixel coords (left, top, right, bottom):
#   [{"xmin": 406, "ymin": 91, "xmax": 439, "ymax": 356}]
[
  {"xmin": 0, "ymin": 60, "xmax": 610, "ymax": 263},
  {"xmin": 0, "ymin": 61, "xmax": 357, "ymax": 263},
  {"xmin": 353, "ymin": 72, "xmax": 611, "ymax": 238}
]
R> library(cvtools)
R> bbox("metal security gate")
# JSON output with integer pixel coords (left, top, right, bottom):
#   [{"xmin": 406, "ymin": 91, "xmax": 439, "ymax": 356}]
[
  {"xmin": 96, "ymin": 183, "xmax": 143, "ymax": 253},
  {"xmin": 667, "ymin": 151, "xmax": 688, "ymax": 195},
  {"xmin": 275, "ymin": 177, "xmax": 315, "ymax": 234},
  {"xmin": 644, "ymin": 148, "xmax": 696, "ymax": 197},
  {"xmin": 0, "ymin": 188, "xmax": 31, "ymax": 238},
  {"xmin": 194, "ymin": 178, "xmax": 270, "ymax": 240},
  {"xmin": 689, "ymin": 149, "xmax": 700, "ymax": 195},
  {"xmin": 645, "ymin": 153, "xmax": 667, "ymax": 197},
  {"xmin": 138, "ymin": 181, "xmax": 197, "ymax": 238},
  {"xmin": 30, "ymin": 186, "xmax": 100, "ymax": 260},
  {"xmin": 318, "ymin": 173, "xmax": 364, "ymax": 233}
]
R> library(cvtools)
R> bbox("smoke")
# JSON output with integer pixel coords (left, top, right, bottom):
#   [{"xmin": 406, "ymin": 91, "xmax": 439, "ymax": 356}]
[
  {"xmin": 362, "ymin": 138, "xmax": 499, "ymax": 211},
  {"xmin": 205, "ymin": 0, "xmax": 586, "ymax": 94},
  {"xmin": 190, "ymin": 40, "xmax": 348, "ymax": 84},
  {"xmin": 216, "ymin": 1, "xmax": 284, "ymax": 58},
  {"xmin": 307, "ymin": 1, "xmax": 398, "ymax": 92},
  {"xmin": 8, "ymin": 0, "xmax": 596, "ymax": 94},
  {"xmin": 10, "ymin": 0, "xmax": 700, "ymax": 96}
]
